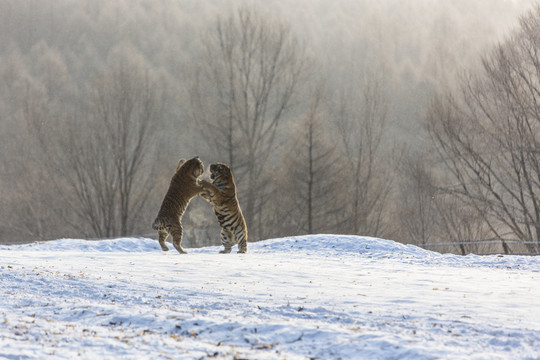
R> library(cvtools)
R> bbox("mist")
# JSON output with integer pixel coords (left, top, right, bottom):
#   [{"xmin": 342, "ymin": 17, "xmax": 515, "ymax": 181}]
[{"xmin": 0, "ymin": 0, "xmax": 536, "ymax": 252}]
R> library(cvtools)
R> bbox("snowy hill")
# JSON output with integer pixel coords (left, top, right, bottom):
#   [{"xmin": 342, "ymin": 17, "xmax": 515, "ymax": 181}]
[{"xmin": 0, "ymin": 235, "xmax": 539, "ymax": 359}]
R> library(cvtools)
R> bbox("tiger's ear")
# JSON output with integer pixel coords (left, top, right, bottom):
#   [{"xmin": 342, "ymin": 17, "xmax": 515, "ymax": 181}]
[{"xmin": 176, "ymin": 159, "xmax": 186, "ymax": 172}]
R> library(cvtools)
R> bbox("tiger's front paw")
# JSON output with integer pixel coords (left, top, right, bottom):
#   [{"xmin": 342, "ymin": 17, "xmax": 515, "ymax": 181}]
[
  {"xmin": 200, "ymin": 190, "xmax": 210, "ymax": 201},
  {"xmin": 199, "ymin": 179, "xmax": 211, "ymax": 189}
]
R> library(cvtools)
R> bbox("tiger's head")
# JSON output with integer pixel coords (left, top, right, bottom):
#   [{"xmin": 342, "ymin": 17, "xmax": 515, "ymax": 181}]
[
  {"xmin": 209, "ymin": 162, "xmax": 234, "ymax": 185},
  {"xmin": 177, "ymin": 156, "xmax": 204, "ymax": 179}
]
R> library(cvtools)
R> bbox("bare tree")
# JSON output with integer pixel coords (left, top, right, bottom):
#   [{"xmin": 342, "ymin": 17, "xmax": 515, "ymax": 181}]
[
  {"xmin": 4, "ymin": 43, "xmax": 77, "ymax": 241},
  {"xmin": 25, "ymin": 54, "xmax": 162, "ymax": 239},
  {"xmin": 433, "ymin": 194, "xmax": 493, "ymax": 255},
  {"xmin": 188, "ymin": 6, "xmax": 307, "ymax": 240},
  {"xmin": 93, "ymin": 57, "xmax": 160, "ymax": 236},
  {"xmin": 335, "ymin": 74, "xmax": 397, "ymax": 237},
  {"xmin": 426, "ymin": 6, "xmax": 540, "ymax": 253},
  {"xmin": 271, "ymin": 88, "xmax": 345, "ymax": 236},
  {"xmin": 397, "ymin": 153, "xmax": 438, "ymax": 246},
  {"xmin": 398, "ymin": 148, "xmax": 493, "ymax": 255}
]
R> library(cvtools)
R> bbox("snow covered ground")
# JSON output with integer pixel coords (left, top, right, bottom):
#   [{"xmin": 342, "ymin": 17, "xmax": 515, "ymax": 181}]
[{"xmin": 0, "ymin": 235, "xmax": 539, "ymax": 359}]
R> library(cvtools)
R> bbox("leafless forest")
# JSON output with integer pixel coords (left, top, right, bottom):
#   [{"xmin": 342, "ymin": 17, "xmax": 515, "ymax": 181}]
[{"xmin": 1, "ymin": 0, "xmax": 539, "ymax": 255}]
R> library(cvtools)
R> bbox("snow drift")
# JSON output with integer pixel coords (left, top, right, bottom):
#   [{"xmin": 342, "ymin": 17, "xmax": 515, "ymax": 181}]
[{"xmin": 1, "ymin": 235, "xmax": 539, "ymax": 359}]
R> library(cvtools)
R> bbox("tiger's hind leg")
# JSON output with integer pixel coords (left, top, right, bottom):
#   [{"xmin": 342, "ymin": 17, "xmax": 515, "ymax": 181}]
[
  {"xmin": 219, "ymin": 228, "xmax": 234, "ymax": 254},
  {"xmin": 170, "ymin": 223, "xmax": 188, "ymax": 254},
  {"xmin": 158, "ymin": 229, "xmax": 170, "ymax": 251},
  {"xmin": 236, "ymin": 231, "xmax": 247, "ymax": 254}
]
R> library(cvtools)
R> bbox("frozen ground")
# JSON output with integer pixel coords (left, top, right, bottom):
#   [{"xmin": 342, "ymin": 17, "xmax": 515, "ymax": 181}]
[{"xmin": 0, "ymin": 235, "xmax": 539, "ymax": 359}]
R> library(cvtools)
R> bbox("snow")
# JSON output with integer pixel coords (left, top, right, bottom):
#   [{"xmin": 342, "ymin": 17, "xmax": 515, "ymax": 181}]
[{"xmin": 0, "ymin": 235, "xmax": 539, "ymax": 359}]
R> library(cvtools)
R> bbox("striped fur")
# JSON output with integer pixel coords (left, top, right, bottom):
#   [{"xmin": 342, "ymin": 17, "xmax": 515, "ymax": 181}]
[
  {"xmin": 199, "ymin": 163, "xmax": 247, "ymax": 253},
  {"xmin": 152, "ymin": 156, "xmax": 204, "ymax": 254}
]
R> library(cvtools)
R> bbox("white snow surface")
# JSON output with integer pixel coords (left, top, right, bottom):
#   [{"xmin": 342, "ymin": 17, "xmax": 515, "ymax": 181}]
[{"xmin": 0, "ymin": 235, "xmax": 539, "ymax": 359}]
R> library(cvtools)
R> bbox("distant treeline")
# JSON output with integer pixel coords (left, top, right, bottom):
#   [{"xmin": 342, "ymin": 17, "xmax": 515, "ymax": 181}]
[{"xmin": 0, "ymin": 0, "xmax": 538, "ymax": 254}]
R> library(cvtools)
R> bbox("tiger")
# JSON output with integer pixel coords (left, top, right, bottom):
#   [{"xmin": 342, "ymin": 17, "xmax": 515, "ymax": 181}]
[
  {"xmin": 152, "ymin": 156, "xmax": 204, "ymax": 254},
  {"xmin": 199, "ymin": 163, "xmax": 248, "ymax": 253}
]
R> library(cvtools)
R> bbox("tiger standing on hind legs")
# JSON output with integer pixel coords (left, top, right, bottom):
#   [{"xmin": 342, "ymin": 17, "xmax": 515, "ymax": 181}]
[
  {"xmin": 199, "ymin": 162, "xmax": 248, "ymax": 254},
  {"xmin": 152, "ymin": 156, "xmax": 204, "ymax": 254}
]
